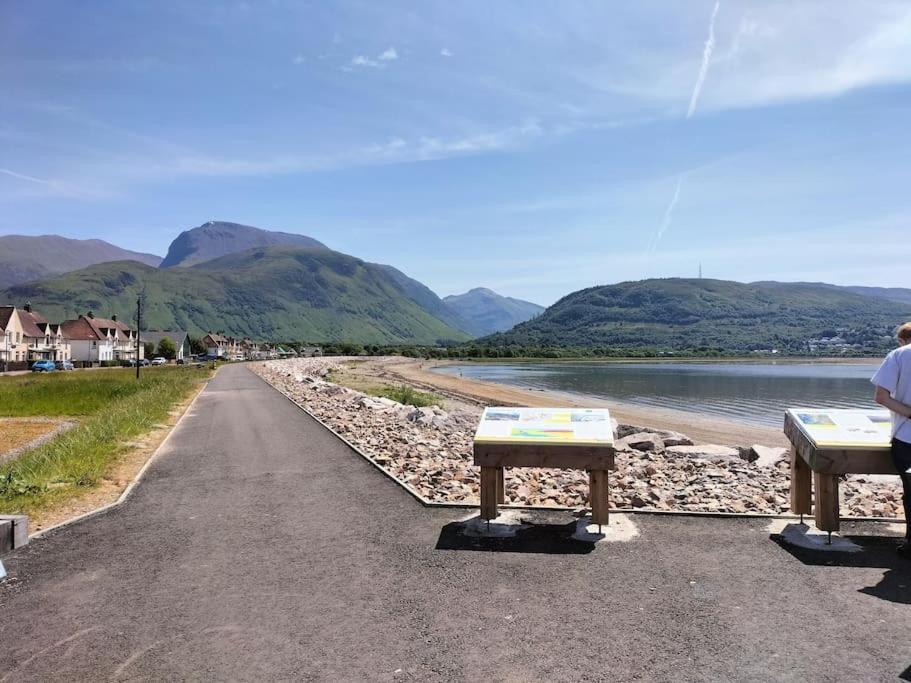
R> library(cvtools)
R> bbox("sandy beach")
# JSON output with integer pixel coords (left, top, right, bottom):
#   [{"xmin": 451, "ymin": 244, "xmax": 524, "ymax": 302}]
[{"xmin": 364, "ymin": 357, "xmax": 791, "ymax": 448}]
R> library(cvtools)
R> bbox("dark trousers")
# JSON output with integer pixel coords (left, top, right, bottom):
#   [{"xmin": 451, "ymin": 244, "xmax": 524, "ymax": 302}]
[{"xmin": 892, "ymin": 438, "xmax": 911, "ymax": 540}]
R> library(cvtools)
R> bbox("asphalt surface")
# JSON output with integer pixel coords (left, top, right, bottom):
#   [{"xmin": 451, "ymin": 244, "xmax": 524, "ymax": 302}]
[{"xmin": 2, "ymin": 363, "xmax": 910, "ymax": 682}]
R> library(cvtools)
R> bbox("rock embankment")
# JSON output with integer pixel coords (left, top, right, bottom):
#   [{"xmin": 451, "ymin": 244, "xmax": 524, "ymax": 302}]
[{"xmin": 253, "ymin": 358, "xmax": 904, "ymax": 518}]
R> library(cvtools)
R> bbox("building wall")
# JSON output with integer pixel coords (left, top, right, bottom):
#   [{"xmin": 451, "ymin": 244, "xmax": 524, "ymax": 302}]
[
  {"xmin": 1, "ymin": 310, "xmax": 28, "ymax": 363},
  {"xmin": 70, "ymin": 339, "xmax": 115, "ymax": 362}
]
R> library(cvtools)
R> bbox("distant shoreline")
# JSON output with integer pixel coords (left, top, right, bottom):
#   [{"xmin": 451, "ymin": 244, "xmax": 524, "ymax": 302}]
[
  {"xmin": 432, "ymin": 356, "xmax": 881, "ymax": 366},
  {"xmin": 370, "ymin": 357, "xmax": 793, "ymax": 447}
]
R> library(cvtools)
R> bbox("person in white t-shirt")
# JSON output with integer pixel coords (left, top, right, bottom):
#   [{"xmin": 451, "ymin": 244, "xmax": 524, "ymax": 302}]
[{"xmin": 872, "ymin": 322, "xmax": 911, "ymax": 556}]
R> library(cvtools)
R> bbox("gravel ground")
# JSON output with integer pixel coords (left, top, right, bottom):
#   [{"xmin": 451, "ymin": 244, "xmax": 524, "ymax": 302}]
[{"xmin": 254, "ymin": 358, "xmax": 905, "ymax": 519}]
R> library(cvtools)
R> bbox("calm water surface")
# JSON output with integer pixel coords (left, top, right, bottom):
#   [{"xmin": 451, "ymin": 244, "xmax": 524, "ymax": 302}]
[{"xmin": 433, "ymin": 361, "xmax": 882, "ymax": 427}]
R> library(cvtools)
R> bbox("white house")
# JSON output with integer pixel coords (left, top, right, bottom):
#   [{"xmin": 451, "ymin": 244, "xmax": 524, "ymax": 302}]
[{"xmin": 60, "ymin": 314, "xmax": 119, "ymax": 363}]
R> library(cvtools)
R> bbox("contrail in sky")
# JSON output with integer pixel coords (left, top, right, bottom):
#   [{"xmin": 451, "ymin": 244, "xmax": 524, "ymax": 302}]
[
  {"xmin": 648, "ymin": 1, "xmax": 720, "ymax": 265},
  {"xmin": 687, "ymin": 0, "xmax": 721, "ymax": 118},
  {"xmin": 0, "ymin": 167, "xmax": 52, "ymax": 185},
  {"xmin": 648, "ymin": 176, "xmax": 684, "ymax": 256}
]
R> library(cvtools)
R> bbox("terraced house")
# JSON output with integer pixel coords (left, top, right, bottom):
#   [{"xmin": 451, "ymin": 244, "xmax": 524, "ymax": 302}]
[
  {"xmin": 61, "ymin": 312, "xmax": 143, "ymax": 364},
  {"xmin": 203, "ymin": 332, "xmax": 240, "ymax": 359},
  {"xmin": 1, "ymin": 305, "xmax": 26, "ymax": 367},
  {"xmin": 0, "ymin": 303, "xmax": 71, "ymax": 367}
]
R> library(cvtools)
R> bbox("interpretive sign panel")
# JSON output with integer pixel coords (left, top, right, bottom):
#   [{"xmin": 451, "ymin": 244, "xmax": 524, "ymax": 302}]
[
  {"xmin": 787, "ymin": 408, "xmax": 892, "ymax": 449},
  {"xmin": 474, "ymin": 407, "xmax": 613, "ymax": 446}
]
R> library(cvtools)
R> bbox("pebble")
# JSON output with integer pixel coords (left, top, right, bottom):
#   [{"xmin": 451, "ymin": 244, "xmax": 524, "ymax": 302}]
[{"xmin": 254, "ymin": 358, "xmax": 905, "ymax": 518}]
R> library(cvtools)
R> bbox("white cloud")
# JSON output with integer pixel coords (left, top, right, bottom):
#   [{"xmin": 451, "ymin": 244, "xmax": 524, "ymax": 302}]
[
  {"xmin": 351, "ymin": 55, "xmax": 381, "ymax": 68},
  {"xmin": 588, "ymin": 2, "xmax": 911, "ymax": 114},
  {"xmin": 349, "ymin": 47, "xmax": 398, "ymax": 69},
  {"xmin": 440, "ymin": 48, "xmax": 453, "ymax": 58},
  {"xmin": 159, "ymin": 121, "xmax": 543, "ymax": 180},
  {"xmin": 292, "ymin": 54, "xmax": 305, "ymax": 65}
]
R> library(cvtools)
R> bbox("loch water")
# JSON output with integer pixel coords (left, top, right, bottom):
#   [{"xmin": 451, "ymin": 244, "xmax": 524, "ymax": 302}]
[{"xmin": 432, "ymin": 361, "xmax": 881, "ymax": 427}]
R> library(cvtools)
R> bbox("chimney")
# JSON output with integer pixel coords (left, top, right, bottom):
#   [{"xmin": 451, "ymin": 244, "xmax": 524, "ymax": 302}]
[
  {"xmin": 24, "ymin": 301, "xmax": 32, "ymax": 313},
  {"xmin": 111, "ymin": 314, "xmax": 117, "ymax": 322},
  {"xmin": 87, "ymin": 311, "xmax": 94, "ymax": 319}
]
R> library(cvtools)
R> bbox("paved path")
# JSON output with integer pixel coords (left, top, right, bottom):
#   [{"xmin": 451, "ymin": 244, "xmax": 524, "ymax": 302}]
[{"xmin": 1, "ymin": 364, "xmax": 910, "ymax": 681}]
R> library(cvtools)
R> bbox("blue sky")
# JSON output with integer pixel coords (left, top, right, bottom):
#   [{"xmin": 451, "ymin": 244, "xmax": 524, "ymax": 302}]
[{"xmin": 1, "ymin": 1, "xmax": 910, "ymax": 305}]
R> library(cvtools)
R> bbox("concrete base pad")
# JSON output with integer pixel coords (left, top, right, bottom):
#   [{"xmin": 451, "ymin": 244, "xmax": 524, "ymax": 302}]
[
  {"xmin": 572, "ymin": 514, "xmax": 639, "ymax": 543},
  {"xmin": 772, "ymin": 521, "xmax": 862, "ymax": 553},
  {"xmin": 461, "ymin": 510, "xmax": 530, "ymax": 538}
]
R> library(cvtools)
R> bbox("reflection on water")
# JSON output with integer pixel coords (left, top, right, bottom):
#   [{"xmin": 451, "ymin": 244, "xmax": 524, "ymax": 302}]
[{"xmin": 433, "ymin": 361, "xmax": 881, "ymax": 427}]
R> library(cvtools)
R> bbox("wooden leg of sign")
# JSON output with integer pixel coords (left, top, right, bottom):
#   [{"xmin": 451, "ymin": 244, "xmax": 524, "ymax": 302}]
[
  {"xmin": 813, "ymin": 472, "xmax": 840, "ymax": 535},
  {"xmin": 789, "ymin": 447, "xmax": 812, "ymax": 518},
  {"xmin": 480, "ymin": 467, "xmax": 499, "ymax": 521},
  {"xmin": 589, "ymin": 470, "xmax": 609, "ymax": 528},
  {"xmin": 496, "ymin": 467, "xmax": 505, "ymax": 504}
]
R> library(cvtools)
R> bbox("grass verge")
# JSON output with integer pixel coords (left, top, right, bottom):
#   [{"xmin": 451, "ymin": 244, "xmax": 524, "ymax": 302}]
[
  {"xmin": 326, "ymin": 363, "xmax": 444, "ymax": 408},
  {"xmin": 0, "ymin": 366, "xmax": 211, "ymax": 516},
  {"xmin": 370, "ymin": 384, "xmax": 443, "ymax": 408}
]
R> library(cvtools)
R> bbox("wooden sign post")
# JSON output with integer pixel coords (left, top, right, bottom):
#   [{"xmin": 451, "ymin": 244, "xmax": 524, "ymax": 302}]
[
  {"xmin": 473, "ymin": 407, "xmax": 615, "ymax": 529},
  {"xmin": 784, "ymin": 408, "xmax": 896, "ymax": 540}
]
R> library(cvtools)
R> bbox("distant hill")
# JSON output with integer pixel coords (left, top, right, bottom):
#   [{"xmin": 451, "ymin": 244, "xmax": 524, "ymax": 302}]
[
  {"xmin": 160, "ymin": 221, "xmax": 326, "ymax": 268},
  {"xmin": 443, "ymin": 287, "xmax": 544, "ymax": 336},
  {"xmin": 0, "ymin": 234, "xmax": 161, "ymax": 289},
  {"xmin": 373, "ymin": 264, "xmax": 476, "ymax": 336},
  {"xmin": 1, "ymin": 246, "xmax": 469, "ymax": 345},
  {"xmin": 483, "ymin": 278, "xmax": 911, "ymax": 352},
  {"xmin": 821, "ymin": 284, "xmax": 911, "ymax": 306}
]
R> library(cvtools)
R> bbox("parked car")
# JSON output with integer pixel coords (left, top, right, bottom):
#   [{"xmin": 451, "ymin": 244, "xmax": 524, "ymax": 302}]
[
  {"xmin": 141, "ymin": 358, "xmax": 151, "ymax": 366},
  {"xmin": 31, "ymin": 360, "xmax": 56, "ymax": 372},
  {"xmin": 54, "ymin": 360, "xmax": 75, "ymax": 371},
  {"xmin": 176, "ymin": 358, "xmax": 186, "ymax": 365},
  {"xmin": 150, "ymin": 357, "xmax": 166, "ymax": 366},
  {"xmin": 123, "ymin": 359, "xmax": 137, "ymax": 367}
]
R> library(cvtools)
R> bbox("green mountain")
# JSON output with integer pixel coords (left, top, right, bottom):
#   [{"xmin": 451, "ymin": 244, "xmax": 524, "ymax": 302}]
[
  {"xmin": 373, "ymin": 264, "xmax": 475, "ymax": 335},
  {"xmin": 483, "ymin": 278, "xmax": 911, "ymax": 352},
  {"xmin": 1, "ymin": 246, "xmax": 470, "ymax": 344},
  {"xmin": 0, "ymin": 234, "xmax": 162, "ymax": 289},
  {"xmin": 816, "ymin": 283, "xmax": 911, "ymax": 306},
  {"xmin": 443, "ymin": 287, "xmax": 544, "ymax": 336},
  {"xmin": 160, "ymin": 221, "xmax": 326, "ymax": 268}
]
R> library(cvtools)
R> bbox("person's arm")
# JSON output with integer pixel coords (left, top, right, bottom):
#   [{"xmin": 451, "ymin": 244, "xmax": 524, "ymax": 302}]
[{"xmin": 874, "ymin": 385, "xmax": 911, "ymax": 418}]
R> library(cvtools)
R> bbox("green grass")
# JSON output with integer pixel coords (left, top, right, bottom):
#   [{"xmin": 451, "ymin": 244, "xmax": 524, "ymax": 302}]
[
  {"xmin": 0, "ymin": 369, "xmax": 164, "ymax": 417},
  {"xmin": 371, "ymin": 384, "xmax": 443, "ymax": 408},
  {"xmin": 0, "ymin": 366, "xmax": 211, "ymax": 515}
]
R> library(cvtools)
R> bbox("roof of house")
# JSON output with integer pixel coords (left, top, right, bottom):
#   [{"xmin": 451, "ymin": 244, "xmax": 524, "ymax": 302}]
[
  {"xmin": 142, "ymin": 330, "xmax": 188, "ymax": 346},
  {"xmin": 85, "ymin": 313, "xmax": 132, "ymax": 334},
  {"xmin": 61, "ymin": 317, "xmax": 104, "ymax": 341},
  {"xmin": 16, "ymin": 309, "xmax": 46, "ymax": 338},
  {"xmin": 0, "ymin": 306, "xmax": 15, "ymax": 332},
  {"xmin": 205, "ymin": 332, "xmax": 230, "ymax": 344}
]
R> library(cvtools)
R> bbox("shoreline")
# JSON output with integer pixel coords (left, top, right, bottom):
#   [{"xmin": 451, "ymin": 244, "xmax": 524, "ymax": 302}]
[
  {"xmin": 367, "ymin": 357, "xmax": 791, "ymax": 447},
  {"xmin": 254, "ymin": 358, "xmax": 903, "ymax": 519},
  {"xmin": 430, "ymin": 356, "xmax": 881, "ymax": 366}
]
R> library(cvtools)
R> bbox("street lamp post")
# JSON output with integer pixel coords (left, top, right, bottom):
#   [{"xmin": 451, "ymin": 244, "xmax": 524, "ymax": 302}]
[{"xmin": 135, "ymin": 295, "xmax": 142, "ymax": 380}]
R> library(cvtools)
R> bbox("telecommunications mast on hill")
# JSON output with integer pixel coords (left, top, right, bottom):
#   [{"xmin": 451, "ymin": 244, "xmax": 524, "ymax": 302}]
[{"xmin": 698, "ymin": 263, "xmax": 702, "ymax": 279}]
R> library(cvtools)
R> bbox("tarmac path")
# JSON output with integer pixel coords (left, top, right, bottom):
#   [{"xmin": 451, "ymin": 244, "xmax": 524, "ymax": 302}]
[{"xmin": 1, "ymin": 363, "xmax": 909, "ymax": 681}]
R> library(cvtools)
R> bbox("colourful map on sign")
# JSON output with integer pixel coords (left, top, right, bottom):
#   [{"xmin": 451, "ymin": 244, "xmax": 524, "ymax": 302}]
[
  {"xmin": 788, "ymin": 408, "xmax": 892, "ymax": 449},
  {"xmin": 474, "ymin": 407, "xmax": 614, "ymax": 446}
]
